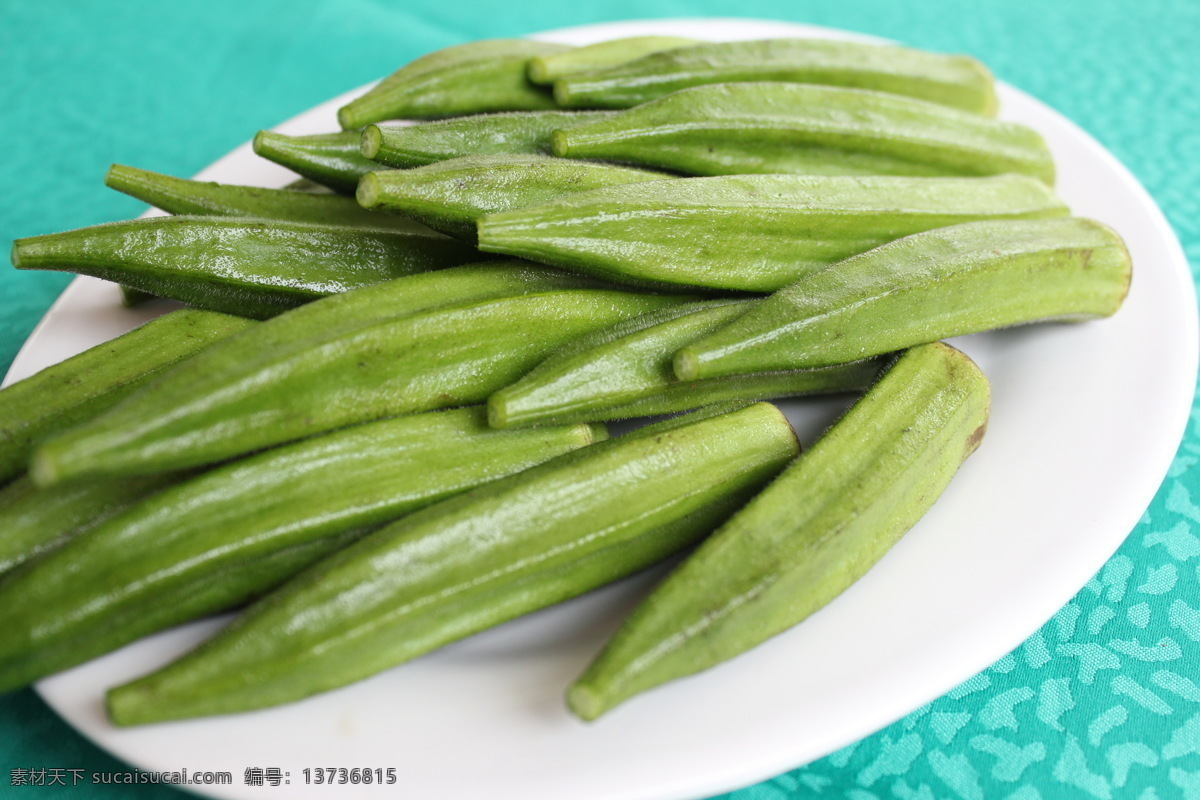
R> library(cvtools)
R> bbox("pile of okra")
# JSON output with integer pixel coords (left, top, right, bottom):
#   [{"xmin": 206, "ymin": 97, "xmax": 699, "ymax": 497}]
[{"xmin": 2, "ymin": 35, "xmax": 1129, "ymax": 724}]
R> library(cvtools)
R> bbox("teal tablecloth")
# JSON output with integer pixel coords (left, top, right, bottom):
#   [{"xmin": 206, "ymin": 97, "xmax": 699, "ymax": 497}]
[{"xmin": 2, "ymin": 1, "xmax": 1197, "ymax": 797}]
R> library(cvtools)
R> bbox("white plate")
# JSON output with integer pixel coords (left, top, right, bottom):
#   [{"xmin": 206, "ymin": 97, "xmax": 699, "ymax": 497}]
[{"xmin": 7, "ymin": 17, "xmax": 1196, "ymax": 800}]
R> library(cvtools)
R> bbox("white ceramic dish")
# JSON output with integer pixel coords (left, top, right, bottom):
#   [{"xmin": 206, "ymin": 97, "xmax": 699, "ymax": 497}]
[{"xmin": 6, "ymin": 17, "xmax": 1196, "ymax": 800}]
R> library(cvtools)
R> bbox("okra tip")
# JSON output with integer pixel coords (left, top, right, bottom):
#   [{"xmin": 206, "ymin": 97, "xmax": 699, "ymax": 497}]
[
  {"xmin": 356, "ymin": 171, "xmax": 383, "ymax": 209},
  {"xmin": 672, "ymin": 346, "xmax": 701, "ymax": 382},
  {"xmin": 584, "ymin": 421, "xmax": 609, "ymax": 445},
  {"xmin": 487, "ymin": 394, "xmax": 515, "ymax": 429},
  {"xmin": 106, "ymin": 683, "xmax": 156, "ymax": 727},
  {"xmin": 9, "ymin": 236, "xmax": 43, "ymax": 271},
  {"xmin": 336, "ymin": 104, "xmax": 364, "ymax": 132},
  {"xmin": 551, "ymin": 80, "xmax": 574, "ymax": 108},
  {"xmin": 565, "ymin": 680, "xmax": 608, "ymax": 722},
  {"xmin": 251, "ymin": 129, "xmax": 274, "ymax": 156},
  {"xmin": 549, "ymin": 129, "xmax": 571, "ymax": 158},
  {"xmin": 104, "ymin": 163, "xmax": 138, "ymax": 190},
  {"xmin": 27, "ymin": 443, "xmax": 65, "ymax": 488},
  {"xmin": 527, "ymin": 57, "xmax": 552, "ymax": 86},
  {"xmin": 360, "ymin": 125, "xmax": 383, "ymax": 160}
]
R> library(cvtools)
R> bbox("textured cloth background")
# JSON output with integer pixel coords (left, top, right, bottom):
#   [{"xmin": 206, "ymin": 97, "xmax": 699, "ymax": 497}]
[{"xmin": 1, "ymin": 1, "xmax": 1198, "ymax": 798}]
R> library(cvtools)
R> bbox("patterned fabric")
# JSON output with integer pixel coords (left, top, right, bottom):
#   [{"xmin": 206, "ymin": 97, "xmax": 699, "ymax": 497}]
[{"xmin": 1, "ymin": 1, "xmax": 1197, "ymax": 798}]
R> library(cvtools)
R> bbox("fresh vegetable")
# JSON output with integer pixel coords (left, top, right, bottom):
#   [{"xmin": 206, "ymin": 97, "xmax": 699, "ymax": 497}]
[
  {"xmin": 360, "ymin": 110, "xmax": 616, "ymax": 168},
  {"xmin": 106, "ymin": 402, "xmax": 800, "ymax": 725},
  {"xmin": 0, "ymin": 309, "xmax": 253, "ymax": 485},
  {"xmin": 568, "ymin": 342, "xmax": 990, "ymax": 719},
  {"xmin": 527, "ymin": 36, "xmax": 700, "ymax": 83},
  {"xmin": 32, "ymin": 268, "xmax": 684, "ymax": 482},
  {"xmin": 337, "ymin": 39, "xmax": 570, "ymax": 129},
  {"xmin": 477, "ymin": 174, "xmax": 1068, "ymax": 292},
  {"xmin": 356, "ymin": 154, "xmax": 668, "ymax": 241},
  {"xmin": 252, "ymin": 130, "xmax": 379, "ymax": 195},
  {"xmin": 11, "ymin": 215, "xmax": 482, "ymax": 319},
  {"xmin": 105, "ymin": 164, "xmax": 439, "ymax": 234},
  {"xmin": 0, "ymin": 408, "xmax": 601, "ymax": 692},
  {"xmin": 552, "ymin": 82, "xmax": 1053, "ymax": 182},
  {"xmin": 0, "ymin": 474, "xmax": 173, "ymax": 577},
  {"xmin": 675, "ymin": 217, "xmax": 1131, "ymax": 378},
  {"xmin": 554, "ymin": 38, "xmax": 997, "ymax": 115},
  {"xmin": 489, "ymin": 299, "xmax": 883, "ymax": 428}
]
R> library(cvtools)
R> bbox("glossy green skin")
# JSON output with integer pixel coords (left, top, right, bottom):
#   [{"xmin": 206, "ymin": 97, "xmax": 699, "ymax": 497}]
[
  {"xmin": 478, "ymin": 174, "xmax": 1069, "ymax": 292},
  {"xmin": 0, "ymin": 474, "xmax": 172, "ymax": 577},
  {"xmin": 490, "ymin": 299, "xmax": 883, "ymax": 428},
  {"xmin": 29, "ymin": 261, "xmax": 594, "ymax": 485},
  {"xmin": 357, "ymin": 154, "xmax": 668, "ymax": 242},
  {"xmin": 11, "ymin": 215, "xmax": 483, "ymax": 319},
  {"xmin": 554, "ymin": 83, "xmax": 1053, "ymax": 183},
  {"xmin": 106, "ymin": 164, "xmax": 437, "ymax": 234},
  {"xmin": 555, "ymin": 38, "xmax": 997, "ymax": 116},
  {"xmin": 106, "ymin": 402, "xmax": 799, "ymax": 724},
  {"xmin": 252, "ymin": 131, "xmax": 379, "ymax": 195},
  {"xmin": 34, "ymin": 279, "xmax": 681, "ymax": 483},
  {"xmin": 527, "ymin": 36, "xmax": 701, "ymax": 84},
  {"xmin": 569, "ymin": 343, "xmax": 991, "ymax": 719},
  {"xmin": 0, "ymin": 408, "xmax": 601, "ymax": 692},
  {"xmin": 677, "ymin": 218, "xmax": 1132, "ymax": 378},
  {"xmin": 337, "ymin": 39, "xmax": 570, "ymax": 129},
  {"xmin": 0, "ymin": 309, "xmax": 253, "ymax": 485},
  {"xmin": 360, "ymin": 110, "xmax": 616, "ymax": 168}
]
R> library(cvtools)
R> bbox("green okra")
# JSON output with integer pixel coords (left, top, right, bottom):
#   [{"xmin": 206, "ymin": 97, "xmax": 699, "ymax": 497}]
[
  {"xmin": 0, "ymin": 309, "xmax": 253, "ymax": 486},
  {"xmin": 33, "ymin": 272, "xmax": 684, "ymax": 483},
  {"xmin": 569, "ymin": 343, "xmax": 990, "ymax": 720},
  {"xmin": 253, "ymin": 131, "xmax": 379, "ymax": 195},
  {"xmin": 359, "ymin": 110, "xmax": 616, "ymax": 168},
  {"xmin": 118, "ymin": 286, "xmax": 156, "ymax": 307},
  {"xmin": 26, "ymin": 261, "xmax": 585, "ymax": 486},
  {"xmin": 0, "ymin": 474, "xmax": 173, "ymax": 577},
  {"xmin": 477, "ymin": 174, "xmax": 1069, "ymax": 292},
  {"xmin": 676, "ymin": 218, "xmax": 1132, "ymax": 379},
  {"xmin": 527, "ymin": 36, "xmax": 701, "ymax": 84},
  {"xmin": 105, "ymin": 164, "xmax": 438, "ymax": 234},
  {"xmin": 555, "ymin": 38, "xmax": 997, "ymax": 116},
  {"xmin": 337, "ymin": 39, "xmax": 570, "ymax": 129},
  {"xmin": 11, "ymin": 215, "xmax": 483, "ymax": 319},
  {"xmin": 553, "ymin": 83, "xmax": 1053, "ymax": 183},
  {"xmin": 489, "ymin": 299, "xmax": 883, "ymax": 428},
  {"xmin": 357, "ymin": 154, "xmax": 669, "ymax": 242},
  {"xmin": 0, "ymin": 408, "xmax": 602, "ymax": 692},
  {"xmin": 106, "ymin": 402, "xmax": 799, "ymax": 724}
]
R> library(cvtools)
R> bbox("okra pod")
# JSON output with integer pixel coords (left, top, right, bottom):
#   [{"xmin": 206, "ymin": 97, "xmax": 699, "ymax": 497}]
[
  {"xmin": 477, "ymin": 174, "xmax": 1069, "ymax": 292},
  {"xmin": 356, "ymin": 154, "xmax": 669, "ymax": 241},
  {"xmin": 11, "ymin": 216, "xmax": 483, "ymax": 319},
  {"xmin": 0, "ymin": 408, "xmax": 601, "ymax": 692},
  {"xmin": 676, "ymin": 218, "xmax": 1132, "ymax": 378},
  {"xmin": 26, "ymin": 261, "xmax": 586, "ymax": 485},
  {"xmin": 489, "ymin": 299, "xmax": 883, "ymax": 428},
  {"xmin": 555, "ymin": 38, "xmax": 997, "ymax": 116},
  {"xmin": 33, "ymin": 276, "xmax": 683, "ymax": 482},
  {"xmin": 527, "ymin": 36, "xmax": 700, "ymax": 84},
  {"xmin": 0, "ymin": 474, "xmax": 173, "ymax": 577},
  {"xmin": 359, "ymin": 110, "xmax": 616, "ymax": 168},
  {"xmin": 553, "ymin": 83, "xmax": 1053, "ymax": 182},
  {"xmin": 106, "ymin": 164, "xmax": 438, "ymax": 234},
  {"xmin": 106, "ymin": 403, "xmax": 799, "ymax": 724},
  {"xmin": 337, "ymin": 39, "xmax": 570, "ymax": 129},
  {"xmin": 569, "ymin": 343, "xmax": 990, "ymax": 719},
  {"xmin": 252, "ymin": 131, "xmax": 379, "ymax": 195},
  {"xmin": 0, "ymin": 309, "xmax": 253, "ymax": 485}
]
